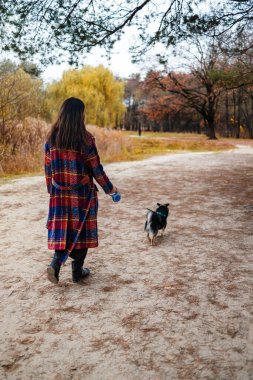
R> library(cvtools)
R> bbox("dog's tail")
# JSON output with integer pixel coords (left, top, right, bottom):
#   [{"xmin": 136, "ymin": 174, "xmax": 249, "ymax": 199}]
[{"xmin": 144, "ymin": 210, "xmax": 153, "ymax": 231}]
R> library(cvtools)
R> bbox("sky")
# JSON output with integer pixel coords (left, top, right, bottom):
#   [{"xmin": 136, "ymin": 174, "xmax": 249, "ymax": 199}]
[
  {"xmin": 2, "ymin": 27, "xmax": 203, "ymax": 84},
  {"xmin": 2, "ymin": 27, "xmax": 178, "ymax": 83},
  {"xmin": 41, "ymin": 40, "xmax": 140, "ymax": 83},
  {"xmin": 1, "ymin": 24, "xmax": 144, "ymax": 83},
  {"xmin": 40, "ymin": 32, "xmax": 179, "ymax": 84}
]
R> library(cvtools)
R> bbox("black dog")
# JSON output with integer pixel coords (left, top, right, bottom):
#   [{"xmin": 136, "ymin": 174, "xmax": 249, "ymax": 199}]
[{"xmin": 144, "ymin": 203, "xmax": 170, "ymax": 246}]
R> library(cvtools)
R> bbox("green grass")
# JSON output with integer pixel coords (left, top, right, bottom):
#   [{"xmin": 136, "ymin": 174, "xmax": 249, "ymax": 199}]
[
  {"xmin": 123, "ymin": 130, "xmax": 206, "ymax": 139},
  {"xmin": 119, "ymin": 134, "xmax": 236, "ymax": 162}
]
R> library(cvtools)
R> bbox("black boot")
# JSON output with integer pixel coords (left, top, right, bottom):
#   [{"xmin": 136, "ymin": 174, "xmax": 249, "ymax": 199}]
[
  {"xmin": 47, "ymin": 251, "xmax": 65, "ymax": 284},
  {"xmin": 71, "ymin": 249, "xmax": 90, "ymax": 283}
]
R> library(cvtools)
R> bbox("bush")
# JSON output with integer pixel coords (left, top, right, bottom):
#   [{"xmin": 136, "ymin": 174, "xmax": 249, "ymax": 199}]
[
  {"xmin": 0, "ymin": 118, "xmax": 48, "ymax": 175},
  {"xmin": 87, "ymin": 125, "xmax": 132, "ymax": 162}
]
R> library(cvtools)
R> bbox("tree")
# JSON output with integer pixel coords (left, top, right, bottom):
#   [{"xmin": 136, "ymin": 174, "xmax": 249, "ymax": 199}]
[
  {"xmin": 148, "ymin": 47, "xmax": 222, "ymax": 138},
  {"xmin": 46, "ymin": 65, "xmax": 125, "ymax": 127},
  {"xmin": 228, "ymin": 45, "xmax": 253, "ymax": 138},
  {"xmin": 124, "ymin": 74, "xmax": 144, "ymax": 131},
  {"xmin": 1, "ymin": 1, "xmax": 252, "ymax": 64},
  {"xmin": 0, "ymin": 61, "xmax": 46, "ymax": 174},
  {"xmin": 147, "ymin": 34, "xmax": 253, "ymax": 139},
  {"xmin": 19, "ymin": 61, "xmax": 42, "ymax": 77},
  {"xmin": 212, "ymin": 33, "xmax": 253, "ymax": 138},
  {"xmin": 0, "ymin": 62, "xmax": 44, "ymax": 147}
]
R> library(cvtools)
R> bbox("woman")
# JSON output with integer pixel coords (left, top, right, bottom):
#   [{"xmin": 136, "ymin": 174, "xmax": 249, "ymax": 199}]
[{"xmin": 45, "ymin": 97, "xmax": 118, "ymax": 284}]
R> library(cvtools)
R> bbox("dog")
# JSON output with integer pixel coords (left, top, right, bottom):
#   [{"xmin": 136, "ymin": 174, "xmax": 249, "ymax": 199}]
[{"xmin": 144, "ymin": 203, "xmax": 170, "ymax": 246}]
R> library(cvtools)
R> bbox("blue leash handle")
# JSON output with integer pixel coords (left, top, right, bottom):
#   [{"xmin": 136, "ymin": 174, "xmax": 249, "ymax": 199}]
[{"xmin": 110, "ymin": 191, "xmax": 121, "ymax": 202}]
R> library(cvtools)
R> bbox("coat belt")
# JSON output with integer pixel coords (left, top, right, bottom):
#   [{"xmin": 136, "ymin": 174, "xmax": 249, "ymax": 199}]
[{"xmin": 52, "ymin": 175, "xmax": 90, "ymax": 191}]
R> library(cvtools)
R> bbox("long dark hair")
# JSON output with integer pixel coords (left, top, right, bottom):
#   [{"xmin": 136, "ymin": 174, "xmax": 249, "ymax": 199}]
[{"xmin": 47, "ymin": 97, "xmax": 90, "ymax": 151}]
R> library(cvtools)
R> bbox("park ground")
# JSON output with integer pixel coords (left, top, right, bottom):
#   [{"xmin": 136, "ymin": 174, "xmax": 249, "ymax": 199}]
[{"xmin": 0, "ymin": 144, "xmax": 253, "ymax": 379}]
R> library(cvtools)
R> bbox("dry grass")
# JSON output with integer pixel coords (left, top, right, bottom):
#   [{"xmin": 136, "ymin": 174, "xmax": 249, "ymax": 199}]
[
  {"xmin": 0, "ymin": 117, "xmax": 48, "ymax": 176},
  {"xmin": 0, "ymin": 122, "xmax": 243, "ymax": 177},
  {"xmin": 0, "ymin": 151, "xmax": 44, "ymax": 175},
  {"xmin": 90, "ymin": 126, "xmax": 237, "ymax": 163},
  {"xmin": 128, "ymin": 136, "xmax": 235, "ymax": 157}
]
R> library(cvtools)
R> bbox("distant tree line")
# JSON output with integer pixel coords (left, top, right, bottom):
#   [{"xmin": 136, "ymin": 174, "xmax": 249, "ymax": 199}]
[{"xmin": 123, "ymin": 36, "xmax": 253, "ymax": 139}]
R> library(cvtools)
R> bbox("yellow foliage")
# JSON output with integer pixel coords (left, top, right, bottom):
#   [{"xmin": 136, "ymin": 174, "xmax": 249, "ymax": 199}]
[
  {"xmin": 0, "ymin": 68, "xmax": 43, "ymax": 127},
  {"xmin": 46, "ymin": 65, "xmax": 125, "ymax": 127}
]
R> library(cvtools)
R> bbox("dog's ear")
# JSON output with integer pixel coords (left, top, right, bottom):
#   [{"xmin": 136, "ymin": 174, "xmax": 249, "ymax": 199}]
[
  {"xmin": 165, "ymin": 203, "xmax": 170, "ymax": 207},
  {"xmin": 157, "ymin": 203, "xmax": 161, "ymax": 206}
]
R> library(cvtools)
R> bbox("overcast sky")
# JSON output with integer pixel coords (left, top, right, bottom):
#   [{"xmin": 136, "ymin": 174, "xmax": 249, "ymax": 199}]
[
  {"xmin": 41, "ymin": 39, "xmax": 140, "ymax": 83},
  {"xmin": 2, "ymin": 28, "xmax": 180, "ymax": 83},
  {"xmin": 41, "ymin": 33, "xmax": 180, "ymax": 83}
]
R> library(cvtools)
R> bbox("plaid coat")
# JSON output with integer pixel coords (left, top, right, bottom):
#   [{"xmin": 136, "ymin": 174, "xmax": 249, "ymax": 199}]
[{"xmin": 45, "ymin": 135, "xmax": 113, "ymax": 254}]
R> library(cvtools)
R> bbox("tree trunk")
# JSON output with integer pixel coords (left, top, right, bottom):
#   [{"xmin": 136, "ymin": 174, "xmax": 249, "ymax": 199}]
[
  {"xmin": 115, "ymin": 115, "xmax": 118, "ymax": 129},
  {"xmin": 225, "ymin": 91, "xmax": 230, "ymax": 137},
  {"xmin": 236, "ymin": 88, "xmax": 242, "ymax": 139},
  {"xmin": 206, "ymin": 117, "xmax": 217, "ymax": 139},
  {"xmin": 232, "ymin": 89, "xmax": 237, "ymax": 138},
  {"xmin": 138, "ymin": 122, "xmax": 141, "ymax": 136},
  {"xmin": 248, "ymin": 96, "xmax": 253, "ymax": 139}
]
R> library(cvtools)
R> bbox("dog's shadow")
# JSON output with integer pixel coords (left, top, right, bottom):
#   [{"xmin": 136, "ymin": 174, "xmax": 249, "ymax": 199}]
[
  {"xmin": 156, "ymin": 234, "xmax": 170, "ymax": 245},
  {"xmin": 144, "ymin": 233, "xmax": 170, "ymax": 247}
]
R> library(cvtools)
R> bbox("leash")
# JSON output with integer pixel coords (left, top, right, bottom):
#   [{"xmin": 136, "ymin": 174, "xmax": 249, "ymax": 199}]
[
  {"xmin": 146, "ymin": 208, "xmax": 167, "ymax": 218},
  {"xmin": 156, "ymin": 211, "xmax": 167, "ymax": 218}
]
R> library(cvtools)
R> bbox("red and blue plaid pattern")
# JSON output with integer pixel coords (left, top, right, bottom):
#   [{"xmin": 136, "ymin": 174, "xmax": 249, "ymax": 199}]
[{"xmin": 45, "ymin": 135, "xmax": 113, "ymax": 252}]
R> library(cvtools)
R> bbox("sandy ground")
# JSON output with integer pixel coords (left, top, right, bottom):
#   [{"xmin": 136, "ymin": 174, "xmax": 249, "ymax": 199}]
[{"xmin": 0, "ymin": 146, "xmax": 253, "ymax": 380}]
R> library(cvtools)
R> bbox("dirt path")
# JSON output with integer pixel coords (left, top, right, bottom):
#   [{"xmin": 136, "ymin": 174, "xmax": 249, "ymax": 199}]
[{"xmin": 0, "ymin": 146, "xmax": 253, "ymax": 380}]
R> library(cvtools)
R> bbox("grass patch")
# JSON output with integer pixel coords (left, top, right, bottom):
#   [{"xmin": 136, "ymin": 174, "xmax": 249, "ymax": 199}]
[
  {"xmin": 0, "ymin": 171, "xmax": 44, "ymax": 185},
  {"xmin": 0, "ymin": 125, "xmax": 244, "ymax": 179},
  {"xmin": 124, "ymin": 130, "xmax": 206, "ymax": 139},
  {"xmin": 114, "ymin": 134, "xmax": 235, "ymax": 162},
  {"xmin": 92, "ymin": 128, "xmax": 237, "ymax": 163}
]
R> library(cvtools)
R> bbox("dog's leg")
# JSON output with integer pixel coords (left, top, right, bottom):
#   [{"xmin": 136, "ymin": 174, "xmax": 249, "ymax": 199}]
[
  {"xmin": 151, "ymin": 233, "xmax": 157, "ymax": 246},
  {"xmin": 147, "ymin": 233, "xmax": 151, "ymax": 244},
  {"xmin": 161, "ymin": 227, "xmax": 166, "ymax": 236}
]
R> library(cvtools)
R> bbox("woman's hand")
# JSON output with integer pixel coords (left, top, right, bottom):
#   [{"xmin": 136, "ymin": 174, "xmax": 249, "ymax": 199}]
[{"xmin": 109, "ymin": 186, "xmax": 118, "ymax": 195}]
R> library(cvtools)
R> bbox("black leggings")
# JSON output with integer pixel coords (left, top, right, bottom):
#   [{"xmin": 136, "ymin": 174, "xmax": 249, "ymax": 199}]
[{"xmin": 55, "ymin": 248, "xmax": 88, "ymax": 262}]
